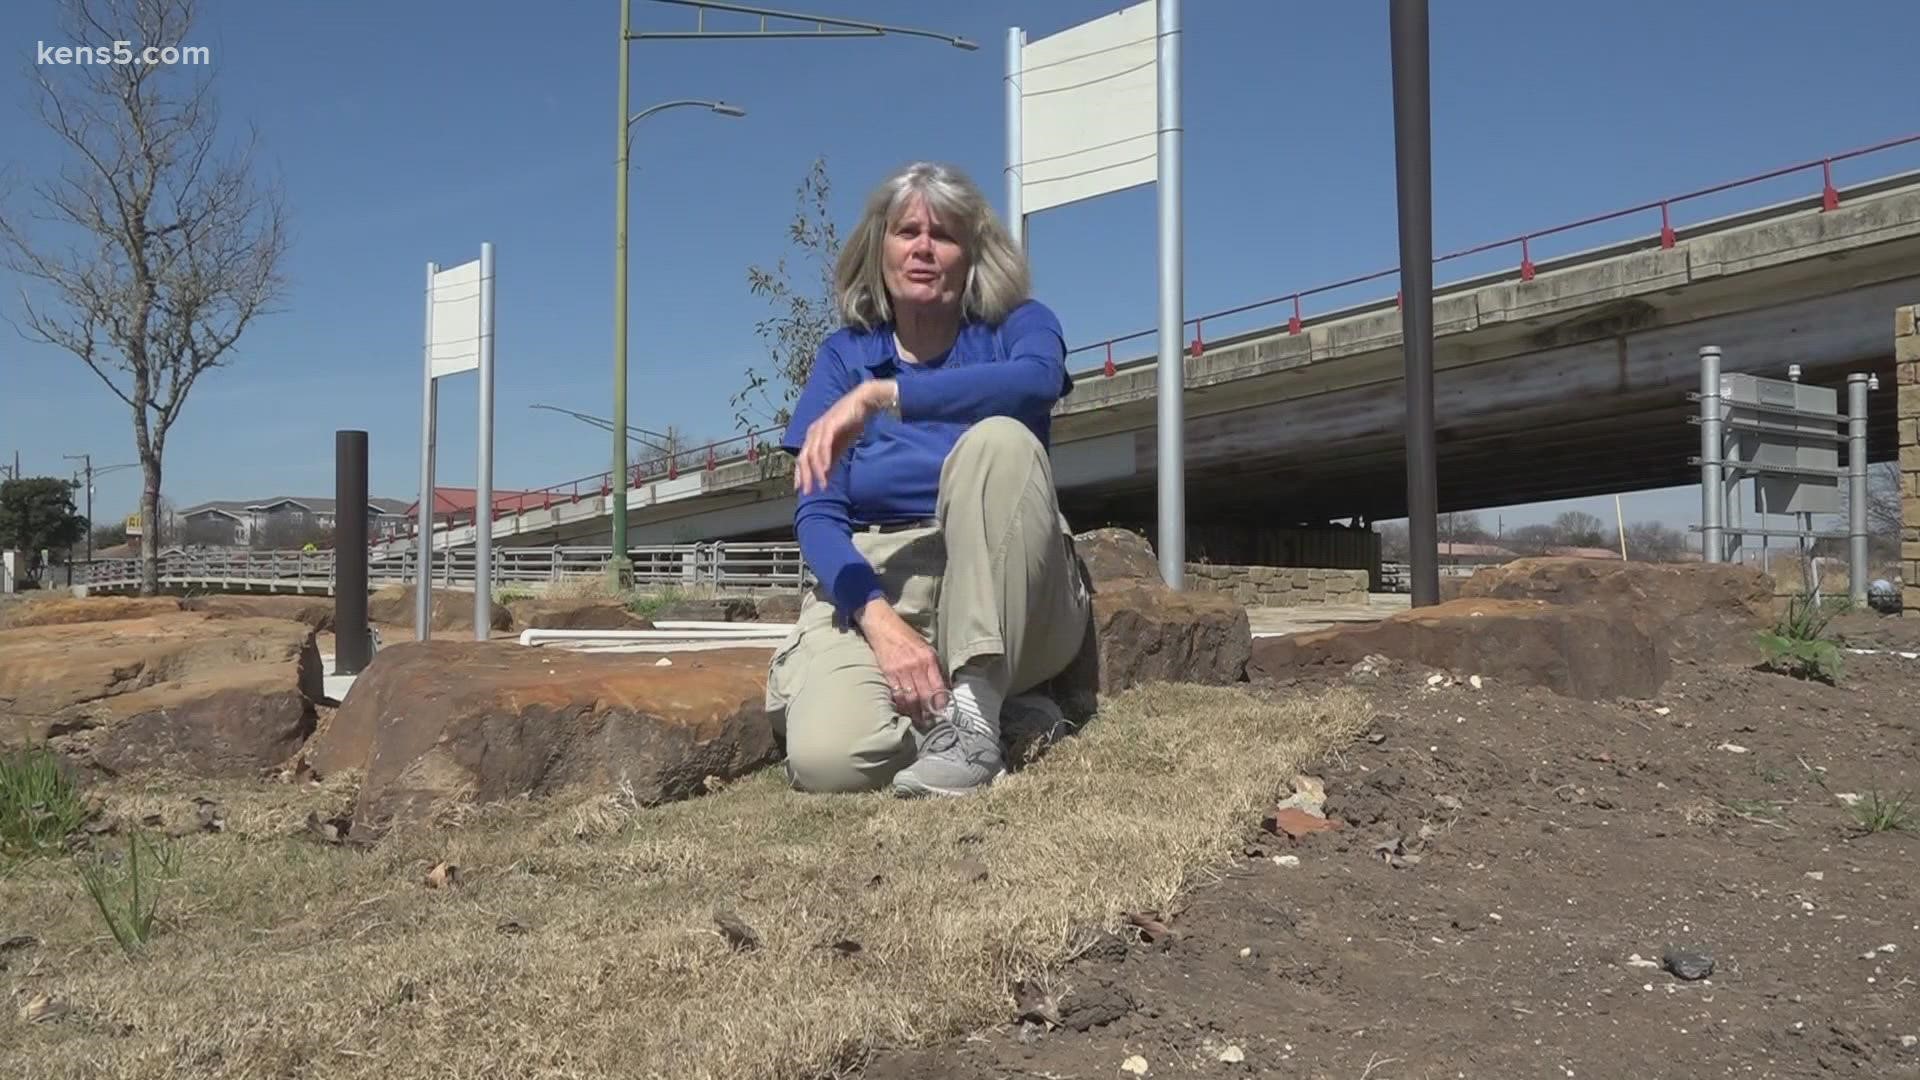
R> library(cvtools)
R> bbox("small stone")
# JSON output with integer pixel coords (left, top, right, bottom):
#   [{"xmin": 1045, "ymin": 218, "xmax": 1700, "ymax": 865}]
[
  {"xmin": 1653, "ymin": 706, "xmax": 1671, "ymax": 717},
  {"xmin": 1273, "ymin": 855, "xmax": 1301, "ymax": 868},
  {"xmin": 1805, "ymin": 871, "xmax": 1825, "ymax": 881},
  {"xmin": 1427, "ymin": 673, "xmax": 1446, "ymax": 687},
  {"xmin": 1122, "ymin": 1055, "xmax": 1150, "ymax": 1075},
  {"xmin": 654, "ymin": 657, "xmax": 673, "ymax": 667},
  {"xmin": 1435, "ymin": 794, "xmax": 1464, "ymax": 811},
  {"xmin": 1290, "ymin": 774, "xmax": 1327, "ymax": 804},
  {"xmin": 1469, "ymin": 675, "xmax": 1484, "ymax": 690},
  {"xmin": 1663, "ymin": 948, "xmax": 1714, "ymax": 981},
  {"xmin": 1717, "ymin": 743, "xmax": 1749, "ymax": 754},
  {"xmin": 1625, "ymin": 953, "xmax": 1661, "ymax": 969},
  {"xmin": 1900, "ymin": 1035, "xmax": 1917, "ymax": 1049},
  {"xmin": 1218, "ymin": 1045, "xmax": 1246, "ymax": 1064},
  {"xmin": 1239, "ymin": 946, "xmax": 1256, "ymax": 958},
  {"xmin": 1451, "ymin": 915, "xmax": 1480, "ymax": 932}
]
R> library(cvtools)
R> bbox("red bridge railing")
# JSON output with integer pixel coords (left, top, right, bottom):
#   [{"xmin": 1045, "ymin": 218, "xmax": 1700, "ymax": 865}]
[
  {"xmin": 410, "ymin": 132, "xmax": 1920, "ymax": 539},
  {"xmin": 1069, "ymin": 131, "xmax": 1920, "ymax": 375}
]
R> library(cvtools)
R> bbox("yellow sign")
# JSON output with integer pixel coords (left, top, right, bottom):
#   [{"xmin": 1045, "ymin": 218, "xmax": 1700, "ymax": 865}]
[{"xmin": 125, "ymin": 512, "xmax": 142, "ymax": 537}]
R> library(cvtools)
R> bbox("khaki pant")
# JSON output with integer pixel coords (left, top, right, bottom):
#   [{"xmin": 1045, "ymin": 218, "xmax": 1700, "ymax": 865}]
[{"xmin": 765, "ymin": 417, "xmax": 1092, "ymax": 793}]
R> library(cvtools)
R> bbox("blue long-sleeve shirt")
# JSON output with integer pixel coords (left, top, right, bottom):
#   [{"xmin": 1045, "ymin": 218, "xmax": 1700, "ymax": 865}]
[{"xmin": 783, "ymin": 298, "xmax": 1073, "ymax": 622}]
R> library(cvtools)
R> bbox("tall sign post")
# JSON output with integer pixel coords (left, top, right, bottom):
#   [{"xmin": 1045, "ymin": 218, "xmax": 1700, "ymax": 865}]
[
  {"xmin": 1389, "ymin": 0, "xmax": 1440, "ymax": 607},
  {"xmin": 1008, "ymin": 0, "xmax": 1183, "ymax": 585},
  {"xmin": 416, "ymin": 243, "xmax": 497, "ymax": 642}
]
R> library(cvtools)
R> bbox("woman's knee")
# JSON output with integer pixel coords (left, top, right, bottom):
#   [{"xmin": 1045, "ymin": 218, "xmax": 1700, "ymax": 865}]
[
  {"xmin": 783, "ymin": 736, "xmax": 910, "ymax": 794},
  {"xmin": 954, "ymin": 416, "xmax": 1041, "ymax": 457}
]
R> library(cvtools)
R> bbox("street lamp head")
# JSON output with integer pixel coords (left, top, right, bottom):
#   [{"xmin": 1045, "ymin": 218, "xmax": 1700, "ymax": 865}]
[
  {"xmin": 710, "ymin": 101, "xmax": 747, "ymax": 117},
  {"xmin": 950, "ymin": 37, "xmax": 980, "ymax": 51}
]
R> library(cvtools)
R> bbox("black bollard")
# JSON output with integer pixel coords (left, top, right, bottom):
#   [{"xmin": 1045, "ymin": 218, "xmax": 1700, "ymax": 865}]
[{"xmin": 334, "ymin": 430, "xmax": 373, "ymax": 674}]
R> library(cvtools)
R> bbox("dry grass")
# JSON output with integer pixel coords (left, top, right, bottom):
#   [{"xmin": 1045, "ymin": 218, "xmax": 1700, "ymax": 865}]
[{"xmin": 1, "ymin": 683, "xmax": 1370, "ymax": 1080}]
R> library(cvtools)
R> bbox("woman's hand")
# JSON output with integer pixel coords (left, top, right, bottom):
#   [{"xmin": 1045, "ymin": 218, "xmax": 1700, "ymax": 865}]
[
  {"xmin": 856, "ymin": 597, "xmax": 947, "ymax": 729},
  {"xmin": 794, "ymin": 379, "xmax": 894, "ymax": 495}
]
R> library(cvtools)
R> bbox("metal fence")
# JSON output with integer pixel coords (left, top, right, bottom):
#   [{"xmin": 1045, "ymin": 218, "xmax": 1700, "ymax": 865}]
[{"xmin": 73, "ymin": 542, "xmax": 811, "ymax": 594}]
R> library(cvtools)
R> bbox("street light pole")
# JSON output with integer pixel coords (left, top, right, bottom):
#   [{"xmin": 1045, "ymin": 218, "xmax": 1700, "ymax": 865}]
[
  {"xmin": 608, "ymin": 0, "xmax": 976, "ymax": 587},
  {"xmin": 611, "ymin": 91, "xmax": 746, "ymax": 586}
]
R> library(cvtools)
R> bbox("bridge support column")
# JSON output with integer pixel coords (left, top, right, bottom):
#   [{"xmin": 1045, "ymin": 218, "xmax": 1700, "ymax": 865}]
[
  {"xmin": 1897, "ymin": 306, "xmax": 1920, "ymax": 617},
  {"xmin": 335, "ymin": 430, "xmax": 374, "ymax": 675}
]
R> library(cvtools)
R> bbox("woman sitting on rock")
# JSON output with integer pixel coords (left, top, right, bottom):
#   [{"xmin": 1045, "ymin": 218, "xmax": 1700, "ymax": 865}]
[{"xmin": 764, "ymin": 160, "xmax": 1089, "ymax": 798}]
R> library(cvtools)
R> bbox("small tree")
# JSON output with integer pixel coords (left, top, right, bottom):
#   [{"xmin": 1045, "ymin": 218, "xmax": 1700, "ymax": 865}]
[
  {"xmin": 1624, "ymin": 520, "xmax": 1688, "ymax": 562},
  {"xmin": 0, "ymin": 477, "xmax": 90, "ymax": 568},
  {"xmin": 0, "ymin": 0, "xmax": 289, "ymax": 595},
  {"xmin": 730, "ymin": 156, "xmax": 842, "ymax": 436}
]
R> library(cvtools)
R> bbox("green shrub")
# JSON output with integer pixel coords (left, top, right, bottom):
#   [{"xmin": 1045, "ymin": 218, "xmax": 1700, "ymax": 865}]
[
  {"xmin": 1755, "ymin": 594, "xmax": 1844, "ymax": 685},
  {"xmin": 0, "ymin": 749, "xmax": 89, "ymax": 861},
  {"xmin": 76, "ymin": 829, "xmax": 180, "ymax": 955}
]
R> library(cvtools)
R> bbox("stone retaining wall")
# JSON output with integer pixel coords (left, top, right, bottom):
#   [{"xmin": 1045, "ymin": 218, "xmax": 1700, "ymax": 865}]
[
  {"xmin": 1898, "ymin": 306, "xmax": 1920, "ymax": 617},
  {"xmin": 1184, "ymin": 563, "xmax": 1370, "ymax": 607}
]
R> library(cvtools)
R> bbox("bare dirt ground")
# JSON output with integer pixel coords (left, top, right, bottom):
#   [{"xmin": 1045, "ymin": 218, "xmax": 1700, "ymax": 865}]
[{"xmin": 865, "ymin": 629, "xmax": 1920, "ymax": 1080}]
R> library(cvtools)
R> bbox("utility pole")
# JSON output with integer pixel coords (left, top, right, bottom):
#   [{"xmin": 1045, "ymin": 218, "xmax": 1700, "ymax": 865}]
[{"xmin": 63, "ymin": 453, "xmax": 93, "ymax": 563}]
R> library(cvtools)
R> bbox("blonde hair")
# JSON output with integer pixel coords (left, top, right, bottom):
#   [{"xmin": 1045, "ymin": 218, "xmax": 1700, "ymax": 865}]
[{"xmin": 834, "ymin": 161, "xmax": 1031, "ymax": 332}]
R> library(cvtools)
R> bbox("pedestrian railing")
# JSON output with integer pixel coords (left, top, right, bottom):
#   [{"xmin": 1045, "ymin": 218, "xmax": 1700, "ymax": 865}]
[{"xmin": 72, "ymin": 542, "xmax": 812, "ymax": 594}]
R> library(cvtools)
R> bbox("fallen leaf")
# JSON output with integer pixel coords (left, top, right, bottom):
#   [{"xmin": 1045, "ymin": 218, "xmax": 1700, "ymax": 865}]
[
  {"xmin": 19, "ymin": 993, "xmax": 66, "ymax": 1024},
  {"xmin": 1013, "ymin": 979, "xmax": 1060, "ymax": 1027},
  {"xmin": 0, "ymin": 934, "xmax": 38, "ymax": 954},
  {"xmin": 826, "ymin": 938, "xmax": 862, "ymax": 957},
  {"xmin": 714, "ymin": 908, "xmax": 761, "ymax": 952},
  {"xmin": 496, "ymin": 918, "xmax": 530, "ymax": 935},
  {"xmin": 424, "ymin": 862, "xmax": 459, "ymax": 889},
  {"xmin": 194, "ymin": 801, "xmax": 226, "ymax": 833},
  {"xmin": 303, "ymin": 811, "xmax": 349, "ymax": 845},
  {"xmin": 1125, "ymin": 911, "xmax": 1177, "ymax": 943},
  {"xmin": 1265, "ymin": 806, "xmax": 1342, "ymax": 840}
]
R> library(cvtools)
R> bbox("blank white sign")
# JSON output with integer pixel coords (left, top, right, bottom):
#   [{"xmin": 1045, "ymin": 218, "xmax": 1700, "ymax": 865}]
[
  {"xmin": 1019, "ymin": 0, "xmax": 1158, "ymax": 216},
  {"xmin": 429, "ymin": 258, "xmax": 482, "ymax": 378}
]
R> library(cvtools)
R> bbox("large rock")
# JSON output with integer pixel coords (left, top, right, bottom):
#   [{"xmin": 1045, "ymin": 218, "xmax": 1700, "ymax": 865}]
[
  {"xmin": 1043, "ymin": 580, "xmax": 1252, "ymax": 720},
  {"xmin": 1454, "ymin": 558, "xmax": 1772, "ymax": 663},
  {"xmin": 308, "ymin": 642, "xmax": 779, "ymax": 834},
  {"xmin": 505, "ymin": 597, "xmax": 652, "ymax": 631},
  {"xmin": 0, "ymin": 613, "xmax": 322, "ymax": 776},
  {"xmin": 1249, "ymin": 598, "xmax": 1667, "ymax": 700},
  {"xmin": 1070, "ymin": 528, "xmax": 1165, "ymax": 585},
  {"xmin": 368, "ymin": 586, "xmax": 514, "ymax": 633},
  {"xmin": 185, "ymin": 594, "xmax": 337, "ymax": 633},
  {"xmin": 0, "ymin": 595, "xmax": 184, "ymax": 630}
]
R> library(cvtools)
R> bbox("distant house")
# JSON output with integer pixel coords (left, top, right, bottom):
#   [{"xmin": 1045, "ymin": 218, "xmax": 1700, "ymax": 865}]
[{"xmin": 175, "ymin": 496, "xmax": 414, "ymax": 547}]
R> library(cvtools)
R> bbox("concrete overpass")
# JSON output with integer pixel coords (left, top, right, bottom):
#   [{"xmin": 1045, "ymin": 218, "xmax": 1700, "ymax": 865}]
[{"xmin": 388, "ymin": 155, "xmax": 1920, "ymax": 557}]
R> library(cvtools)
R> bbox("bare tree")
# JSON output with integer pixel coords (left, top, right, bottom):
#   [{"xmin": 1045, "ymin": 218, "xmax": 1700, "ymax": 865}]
[
  {"xmin": 730, "ymin": 156, "xmax": 841, "ymax": 436},
  {"xmin": 1550, "ymin": 511, "xmax": 1607, "ymax": 549},
  {"xmin": 0, "ymin": 0, "xmax": 288, "ymax": 595},
  {"xmin": 1624, "ymin": 520, "xmax": 1688, "ymax": 562}
]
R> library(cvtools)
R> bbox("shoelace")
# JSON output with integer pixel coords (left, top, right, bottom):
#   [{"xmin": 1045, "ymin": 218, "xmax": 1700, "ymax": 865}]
[{"xmin": 917, "ymin": 709, "xmax": 997, "ymax": 765}]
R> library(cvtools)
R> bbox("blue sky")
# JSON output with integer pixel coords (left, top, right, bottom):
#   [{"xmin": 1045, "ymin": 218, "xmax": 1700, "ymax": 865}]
[{"xmin": 3, "ymin": 0, "xmax": 1918, "ymax": 533}]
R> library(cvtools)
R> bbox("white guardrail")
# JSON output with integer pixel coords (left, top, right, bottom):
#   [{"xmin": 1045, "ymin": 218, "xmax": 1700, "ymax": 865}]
[{"xmin": 72, "ymin": 542, "xmax": 812, "ymax": 594}]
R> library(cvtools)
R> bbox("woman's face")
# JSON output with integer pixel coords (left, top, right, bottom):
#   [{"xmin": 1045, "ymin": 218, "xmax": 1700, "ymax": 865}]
[{"xmin": 883, "ymin": 193, "xmax": 968, "ymax": 316}]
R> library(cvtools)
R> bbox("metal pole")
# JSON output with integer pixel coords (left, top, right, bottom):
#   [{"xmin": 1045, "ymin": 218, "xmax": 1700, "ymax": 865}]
[
  {"xmin": 609, "ymin": 0, "xmax": 634, "ymax": 589},
  {"xmin": 416, "ymin": 260, "xmax": 439, "ymax": 640},
  {"xmin": 475, "ymin": 242, "xmax": 497, "ymax": 641},
  {"xmin": 1154, "ymin": 0, "xmax": 1185, "ymax": 588},
  {"xmin": 335, "ymin": 430, "xmax": 373, "ymax": 675},
  {"xmin": 82, "ymin": 456, "xmax": 93, "ymax": 563},
  {"xmin": 1699, "ymin": 345, "xmax": 1724, "ymax": 563},
  {"xmin": 1390, "ymin": 0, "xmax": 1438, "ymax": 607},
  {"xmin": 1005, "ymin": 26, "xmax": 1025, "ymax": 250},
  {"xmin": 1847, "ymin": 371, "xmax": 1869, "ymax": 605}
]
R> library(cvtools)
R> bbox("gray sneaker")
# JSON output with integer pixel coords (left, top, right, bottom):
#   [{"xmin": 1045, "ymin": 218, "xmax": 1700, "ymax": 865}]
[{"xmin": 890, "ymin": 713, "xmax": 1005, "ymax": 798}]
